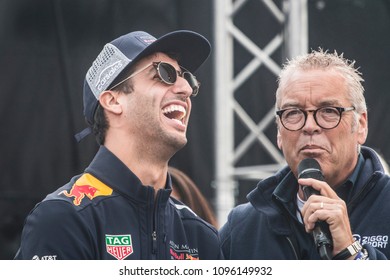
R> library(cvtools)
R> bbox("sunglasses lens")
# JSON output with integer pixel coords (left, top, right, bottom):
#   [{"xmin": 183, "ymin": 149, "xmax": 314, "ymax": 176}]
[
  {"xmin": 182, "ymin": 72, "xmax": 199, "ymax": 96},
  {"xmin": 158, "ymin": 63, "xmax": 177, "ymax": 84},
  {"xmin": 157, "ymin": 62, "xmax": 200, "ymax": 96}
]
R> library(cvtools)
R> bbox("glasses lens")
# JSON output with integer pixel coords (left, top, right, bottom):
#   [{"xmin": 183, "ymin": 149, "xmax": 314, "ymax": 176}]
[
  {"xmin": 156, "ymin": 62, "xmax": 200, "ymax": 96},
  {"xmin": 281, "ymin": 109, "xmax": 305, "ymax": 130},
  {"xmin": 158, "ymin": 63, "xmax": 177, "ymax": 84},
  {"xmin": 182, "ymin": 71, "xmax": 199, "ymax": 96},
  {"xmin": 317, "ymin": 107, "xmax": 341, "ymax": 128}
]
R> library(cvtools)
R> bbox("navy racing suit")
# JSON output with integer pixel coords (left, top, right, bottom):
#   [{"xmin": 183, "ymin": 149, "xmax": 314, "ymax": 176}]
[{"xmin": 15, "ymin": 146, "xmax": 222, "ymax": 260}]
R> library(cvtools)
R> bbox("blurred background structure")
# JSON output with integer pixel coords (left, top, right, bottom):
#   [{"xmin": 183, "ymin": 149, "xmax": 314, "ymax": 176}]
[{"xmin": 1, "ymin": 0, "xmax": 389, "ymax": 259}]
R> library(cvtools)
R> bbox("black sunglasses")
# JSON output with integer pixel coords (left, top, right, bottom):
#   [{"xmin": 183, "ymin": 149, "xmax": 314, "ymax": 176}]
[{"xmin": 109, "ymin": 61, "xmax": 200, "ymax": 96}]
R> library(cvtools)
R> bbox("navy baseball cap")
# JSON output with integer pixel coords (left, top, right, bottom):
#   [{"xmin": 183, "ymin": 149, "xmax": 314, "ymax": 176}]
[{"xmin": 76, "ymin": 30, "xmax": 211, "ymax": 142}]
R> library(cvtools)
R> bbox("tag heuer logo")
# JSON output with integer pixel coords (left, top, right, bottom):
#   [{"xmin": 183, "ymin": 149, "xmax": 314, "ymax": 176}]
[{"xmin": 105, "ymin": 234, "xmax": 133, "ymax": 260}]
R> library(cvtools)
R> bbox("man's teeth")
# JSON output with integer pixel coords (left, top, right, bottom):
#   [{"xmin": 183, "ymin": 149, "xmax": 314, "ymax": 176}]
[{"xmin": 162, "ymin": 104, "xmax": 186, "ymax": 120}]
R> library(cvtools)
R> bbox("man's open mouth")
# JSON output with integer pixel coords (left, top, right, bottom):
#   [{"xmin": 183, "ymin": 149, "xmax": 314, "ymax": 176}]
[{"xmin": 162, "ymin": 104, "xmax": 186, "ymax": 124}]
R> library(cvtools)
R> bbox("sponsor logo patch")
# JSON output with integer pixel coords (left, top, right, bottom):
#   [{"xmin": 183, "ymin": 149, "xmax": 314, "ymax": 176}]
[
  {"xmin": 354, "ymin": 234, "xmax": 388, "ymax": 249},
  {"xmin": 32, "ymin": 255, "xmax": 57, "ymax": 260},
  {"xmin": 105, "ymin": 234, "xmax": 134, "ymax": 260},
  {"xmin": 169, "ymin": 240, "xmax": 199, "ymax": 260},
  {"xmin": 95, "ymin": 61, "xmax": 123, "ymax": 91},
  {"xmin": 138, "ymin": 35, "xmax": 156, "ymax": 45},
  {"xmin": 59, "ymin": 173, "xmax": 113, "ymax": 206}
]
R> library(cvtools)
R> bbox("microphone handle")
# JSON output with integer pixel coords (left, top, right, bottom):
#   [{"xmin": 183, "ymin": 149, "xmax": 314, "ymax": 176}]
[
  {"xmin": 302, "ymin": 185, "xmax": 320, "ymax": 199},
  {"xmin": 302, "ymin": 186, "xmax": 333, "ymax": 259}
]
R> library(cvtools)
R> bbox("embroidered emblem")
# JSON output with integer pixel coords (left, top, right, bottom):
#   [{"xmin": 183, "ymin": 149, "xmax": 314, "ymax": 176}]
[
  {"xmin": 354, "ymin": 233, "xmax": 388, "ymax": 249},
  {"xmin": 59, "ymin": 173, "xmax": 113, "ymax": 206},
  {"xmin": 105, "ymin": 234, "xmax": 134, "ymax": 260},
  {"xmin": 169, "ymin": 240, "xmax": 199, "ymax": 260}
]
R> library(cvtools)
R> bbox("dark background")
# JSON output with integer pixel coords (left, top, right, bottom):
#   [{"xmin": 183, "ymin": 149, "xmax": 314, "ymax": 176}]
[{"xmin": 1, "ymin": 0, "xmax": 389, "ymax": 259}]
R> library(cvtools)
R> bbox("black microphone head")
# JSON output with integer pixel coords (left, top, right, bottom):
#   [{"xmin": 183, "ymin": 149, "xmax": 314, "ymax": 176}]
[{"xmin": 298, "ymin": 158, "xmax": 323, "ymax": 179}]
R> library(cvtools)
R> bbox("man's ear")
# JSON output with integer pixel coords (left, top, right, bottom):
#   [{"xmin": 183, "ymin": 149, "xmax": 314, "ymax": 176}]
[
  {"xmin": 277, "ymin": 129, "xmax": 283, "ymax": 150},
  {"xmin": 98, "ymin": 91, "xmax": 123, "ymax": 115},
  {"xmin": 357, "ymin": 111, "xmax": 368, "ymax": 145}
]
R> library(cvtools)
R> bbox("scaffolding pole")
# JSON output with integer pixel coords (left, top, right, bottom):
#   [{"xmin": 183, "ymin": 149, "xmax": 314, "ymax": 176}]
[{"xmin": 213, "ymin": 0, "xmax": 308, "ymax": 225}]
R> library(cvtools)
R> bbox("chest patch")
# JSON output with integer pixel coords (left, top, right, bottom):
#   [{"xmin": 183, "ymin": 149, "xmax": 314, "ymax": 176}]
[{"xmin": 105, "ymin": 234, "xmax": 134, "ymax": 260}]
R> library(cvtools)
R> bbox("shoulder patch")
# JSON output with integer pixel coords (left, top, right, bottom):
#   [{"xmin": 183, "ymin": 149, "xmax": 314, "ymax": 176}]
[{"xmin": 58, "ymin": 173, "xmax": 113, "ymax": 206}]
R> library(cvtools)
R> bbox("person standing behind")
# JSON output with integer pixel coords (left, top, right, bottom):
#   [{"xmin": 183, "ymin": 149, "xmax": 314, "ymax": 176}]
[
  {"xmin": 169, "ymin": 166, "xmax": 218, "ymax": 228},
  {"xmin": 220, "ymin": 49, "xmax": 390, "ymax": 260},
  {"xmin": 15, "ymin": 30, "xmax": 222, "ymax": 260}
]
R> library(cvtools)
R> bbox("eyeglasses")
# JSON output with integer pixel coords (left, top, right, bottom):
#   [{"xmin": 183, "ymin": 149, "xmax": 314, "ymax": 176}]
[
  {"xmin": 276, "ymin": 106, "xmax": 355, "ymax": 131},
  {"xmin": 109, "ymin": 61, "xmax": 200, "ymax": 96}
]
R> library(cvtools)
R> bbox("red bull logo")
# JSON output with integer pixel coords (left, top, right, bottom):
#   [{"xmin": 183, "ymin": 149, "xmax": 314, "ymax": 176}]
[
  {"xmin": 59, "ymin": 173, "xmax": 113, "ymax": 206},
  {"xmin": 61, "ymin": 185, "xmax": 98, "ymax": 206}
]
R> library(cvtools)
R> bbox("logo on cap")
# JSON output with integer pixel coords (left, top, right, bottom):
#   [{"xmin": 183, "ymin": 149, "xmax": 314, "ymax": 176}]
[
  {"xmin": 86, "ymin": 43, "xmax": 130, "ymax": 99},
  {"xmin": 96, "ymin": 61, "xmax": 123, "ymax": 91},
  {"xmin": 138, "ymin": 35, "xmax": 156, "ymax": 45}
]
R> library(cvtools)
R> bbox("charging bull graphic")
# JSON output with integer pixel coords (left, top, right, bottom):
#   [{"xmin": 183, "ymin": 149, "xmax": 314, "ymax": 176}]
[
  {"xmin": 61, "ymin": 185, "xmax": 98, "ymax": 206},
  {"xmin": 59, "ymin": 173, "xmax": 113, "ymax": 206}
]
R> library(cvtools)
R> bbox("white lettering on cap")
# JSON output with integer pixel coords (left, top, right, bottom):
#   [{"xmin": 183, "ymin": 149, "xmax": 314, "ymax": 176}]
[{"xmin": 86, "ymin": 43, "xmax": 131, "ymax": 99}]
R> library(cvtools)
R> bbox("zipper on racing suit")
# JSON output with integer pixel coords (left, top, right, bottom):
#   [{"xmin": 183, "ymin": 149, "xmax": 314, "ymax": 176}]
[
  {"xmin": 152, "ymin": 231, "xmax": 157, "ymax": 256},
  {"xmin": 151, "ymin": 189, "xmax": 161, "ymax": 259}
]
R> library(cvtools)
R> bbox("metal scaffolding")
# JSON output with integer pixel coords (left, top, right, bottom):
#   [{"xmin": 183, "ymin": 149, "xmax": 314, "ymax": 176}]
[{"xmin": 213, "ymin": 0, "xmax": 308, "ymax": 224}]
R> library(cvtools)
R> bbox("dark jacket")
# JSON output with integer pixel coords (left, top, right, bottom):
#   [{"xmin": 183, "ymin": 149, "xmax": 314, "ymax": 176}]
[
  {"xmin": 220, "ymin": 146, "xmax": 390, "ymax": 260},
  {"xmin": 15, "ymin": 146, "xmax": 222, "ymax": 260}
]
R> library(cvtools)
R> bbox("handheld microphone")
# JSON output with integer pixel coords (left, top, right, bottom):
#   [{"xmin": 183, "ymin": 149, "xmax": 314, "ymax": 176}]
[{"xmin": 298, "ymin": 158, "xmax": 333, "ymax": 260}]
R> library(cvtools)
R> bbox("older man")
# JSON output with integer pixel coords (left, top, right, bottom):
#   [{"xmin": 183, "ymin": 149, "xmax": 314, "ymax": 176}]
[{"xmin": 220, "ymin": 49, "xmax": 390, "ymax": 260}]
